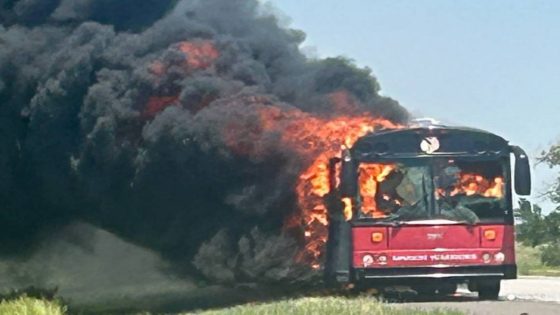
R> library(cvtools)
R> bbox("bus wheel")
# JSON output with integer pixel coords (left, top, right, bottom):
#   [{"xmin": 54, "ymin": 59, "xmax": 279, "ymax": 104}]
[{"xmin": 478, "ymin": 281, "xmax": 500, "ymax": 300}]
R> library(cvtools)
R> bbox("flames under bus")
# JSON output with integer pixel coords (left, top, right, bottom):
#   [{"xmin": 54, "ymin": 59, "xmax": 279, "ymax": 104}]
[{"xmin": 325, "ymin": 124, "xmax": 531, "ymax": 300}]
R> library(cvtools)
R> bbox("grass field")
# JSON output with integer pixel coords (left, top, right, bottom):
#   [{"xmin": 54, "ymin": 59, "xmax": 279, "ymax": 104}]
[
  {"xmin": 516, "ymin": 243, "xmax": 560, "ymax": 276},
  {"xmin": 0, "ymin": 296, "xmax": 66, "ymax": 315},
  {"xmin": 188, "ymin": 297, "xmax": 463, "ymax": 315},
  {"xmin": 0, "ymin": 296, "xmax": 464, "ymax": 315}
]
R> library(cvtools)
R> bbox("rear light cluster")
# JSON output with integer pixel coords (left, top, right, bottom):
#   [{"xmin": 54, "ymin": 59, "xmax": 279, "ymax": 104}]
[
  {"xmin": 482, "ymin": 251, "xmax": 506, "ymax": 264},
  {"xmin": 371, "ymin": 232, "xmax": 384, "ymax": 243},
  {"xmin": 362, "ymin": 254, "xmax": 388, "ymax": 267},
  {"xmin": 483, "ymin": 229, "xmax": 497, "ymax": 241},
  {"xmin": 494, "ymin": 252, "xmax": 505, "ymax": 263}
]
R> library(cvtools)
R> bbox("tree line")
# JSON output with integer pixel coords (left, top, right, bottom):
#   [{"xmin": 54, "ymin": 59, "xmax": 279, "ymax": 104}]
[{"xmin": 515, "ymin": 143, "xmax": 560, "ymax": 266}]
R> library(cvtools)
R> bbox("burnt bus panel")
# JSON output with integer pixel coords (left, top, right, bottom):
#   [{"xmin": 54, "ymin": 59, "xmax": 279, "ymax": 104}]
[
  {"xmin": 324, "ymin": 218, "xmax": 352, "ymax": 285},
  {"xmin": 324, "ymin": 178, "xmax": 353, "ymax": 285}
]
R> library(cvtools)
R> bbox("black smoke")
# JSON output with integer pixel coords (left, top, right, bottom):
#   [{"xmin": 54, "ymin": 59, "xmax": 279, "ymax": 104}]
[
  {"xmin": 0, "ymin": 0, "xmax": 177, "ymax": 30},
  {"xmin": 0, "ymin": 0, "xmax": 408, "ymax": 285}
]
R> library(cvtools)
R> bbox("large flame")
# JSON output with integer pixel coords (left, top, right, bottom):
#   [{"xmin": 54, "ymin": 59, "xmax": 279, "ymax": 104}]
[
  {"xmin": 358, "ymin": 163, "xmax": 397, "ymax": 218},
  {"xmin": 291, "ymin": 117, "xmax": 399, "ymax": 268},
  {"xmin": 219, "ymin": 102, "xmax": 399, "ymax": 268},
  {"xmin": 144, "ymin": 41, "xmax": 403, "ymax": 270}
]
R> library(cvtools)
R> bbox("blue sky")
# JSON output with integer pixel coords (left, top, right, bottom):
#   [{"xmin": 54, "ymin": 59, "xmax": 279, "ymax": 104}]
[{"xmin": 268, "ymin": 0, "xmax": 560, "ymax": 210}]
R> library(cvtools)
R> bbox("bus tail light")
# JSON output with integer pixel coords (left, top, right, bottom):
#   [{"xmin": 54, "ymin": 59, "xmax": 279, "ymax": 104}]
[
  {"xmin": 494, "ymin": 252, "xmax": 505, "ymax": 263},
  {"xmin": 482, "ymin": 252, "xmax": 492, "ymax": 263},
  {"xmin": 371, "ymin": 232, "xmax": 384, "ymax": 243},
  {"xmin": 483, "ymin": 229, "xmax": 496, "ymax": 241}
]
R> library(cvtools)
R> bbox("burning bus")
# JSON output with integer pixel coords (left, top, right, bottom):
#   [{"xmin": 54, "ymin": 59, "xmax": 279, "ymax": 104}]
[{"xmin": 324, "ymin": 120, "xmax": 531, "ymax": 300}]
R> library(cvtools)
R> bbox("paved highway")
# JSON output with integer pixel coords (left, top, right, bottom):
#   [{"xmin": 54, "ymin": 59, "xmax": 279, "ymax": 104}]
[{"xmin": 394, "ymin": 276, "xmax": 560, "ymax": 315}]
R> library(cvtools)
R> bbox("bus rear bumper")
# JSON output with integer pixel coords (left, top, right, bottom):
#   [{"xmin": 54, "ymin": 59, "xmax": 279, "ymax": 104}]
[{"xmin": 353, "ymin": 264, "xmax": 516, "ymax": 284}]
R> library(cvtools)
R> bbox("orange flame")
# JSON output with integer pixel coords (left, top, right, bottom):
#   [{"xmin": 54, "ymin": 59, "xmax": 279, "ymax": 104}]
[
  {"xmin": 358, "ymin": 163, "xmax": 397, "ymax": 218},
  {"xmin": 177, "ymin": 41, "xmax": 220, "ymax": 70},
  {"xmin": 149, "ymin": 40, "xmax": 220, "ymax": 77},
  {"xmin": 328, "ymin": 90, "xmax": 364, "ymax": 115},
  {"xmin": 445, "ymin": 173, "xmax": 504, "ymax": 198},
  {"xmin": 218, "ymin": 98, "xmax": 401, "ymax": 268},
  {"xmin": 342, "ymin": 197, "xmax": 353, "ymax": 221},
  {"xmin": 291, "ymin": 117, "xmax": 399, "ymax": 266},
  {"xmin": 144, "ymin": 41, "xmax": 221, "ymax": 118}
]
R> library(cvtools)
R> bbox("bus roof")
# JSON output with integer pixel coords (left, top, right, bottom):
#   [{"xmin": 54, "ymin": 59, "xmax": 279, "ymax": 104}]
[{"xmin": 352, "ymin": 124, "xmax": 510, "ymax": 160}]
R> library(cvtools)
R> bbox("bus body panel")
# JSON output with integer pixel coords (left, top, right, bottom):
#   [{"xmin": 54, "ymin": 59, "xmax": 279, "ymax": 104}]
[{"xmin": 352, "ymin": 224, "xmax": 515, "ymax": 269}]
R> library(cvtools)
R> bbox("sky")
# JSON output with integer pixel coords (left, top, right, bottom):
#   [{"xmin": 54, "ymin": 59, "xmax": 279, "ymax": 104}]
[{"xmin": 268, "ymin": 0, "xmax": 560, "ymax": 211}]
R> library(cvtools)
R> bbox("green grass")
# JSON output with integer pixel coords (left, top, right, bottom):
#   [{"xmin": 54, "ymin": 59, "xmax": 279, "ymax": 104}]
[
  {"xmin": 0, "ymin": 296, "xmax": 66, "ymax": 315},
  {"xmin": 188, "ymin": 297, "xmax": 463, "ymax": 315},
  {"xmin": 516, "ymin": 243, "xmax": 560, "ymax": 276},
  {"xmin": 0, "ymin": 296, "xmax": 463, "ymax": 315}
]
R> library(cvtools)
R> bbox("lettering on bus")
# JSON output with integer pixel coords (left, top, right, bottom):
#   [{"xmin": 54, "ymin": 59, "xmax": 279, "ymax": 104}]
[
  {"xmin": 392, "ymin": 255, "xmax": 428, "ymax": 262},
  {"xmin": 391, "ymin": 254, "xmax": 478, "ymax": 262},
  {"xmin": 430, "ymin": 254, "xmax": 477, "ymax": 261}
]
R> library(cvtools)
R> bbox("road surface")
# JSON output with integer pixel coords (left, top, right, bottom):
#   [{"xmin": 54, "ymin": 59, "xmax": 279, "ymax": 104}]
[{"xmin": 393, "ymin": 276, "xmax": 560, "ymax": 315}]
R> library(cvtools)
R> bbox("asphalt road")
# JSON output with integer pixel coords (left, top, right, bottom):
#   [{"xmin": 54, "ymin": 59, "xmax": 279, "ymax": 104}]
[{"xmin": 393, "ymin": 276, "xmax": 560, "ymax": 315}]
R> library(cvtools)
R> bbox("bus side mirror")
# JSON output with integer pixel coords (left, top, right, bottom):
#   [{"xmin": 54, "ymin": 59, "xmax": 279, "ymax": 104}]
[
  {"xmin": 340, "ymin": 149, "xmax": 358, "ymax": 198},
  {"xmin": 511, "ymin": 146, "xmax": 531, "ymax": 196}
]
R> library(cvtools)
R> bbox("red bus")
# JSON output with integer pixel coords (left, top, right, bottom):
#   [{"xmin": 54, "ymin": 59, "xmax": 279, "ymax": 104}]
[{"xmin": 325, "ymin": 123, "xmax": 531, "ymax": 300}]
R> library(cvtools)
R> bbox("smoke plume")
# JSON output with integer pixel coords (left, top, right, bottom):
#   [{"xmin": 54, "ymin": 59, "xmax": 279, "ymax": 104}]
[{"xmin": 0, "ymin": 0, "xmax": 408, "ymax": 285}]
